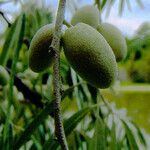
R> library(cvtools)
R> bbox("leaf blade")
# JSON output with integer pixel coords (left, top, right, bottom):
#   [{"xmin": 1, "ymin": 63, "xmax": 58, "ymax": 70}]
[
  {"xmin": 92, "ymin": 117, "xmax": 106, "ymax": 150},
  {"xmin": 122, "ymin": 120, "xmax": 139, "ymax": 150},
  {"xmin": 0, "ymin": 20, "xmax": 17, "ymax": 66}
]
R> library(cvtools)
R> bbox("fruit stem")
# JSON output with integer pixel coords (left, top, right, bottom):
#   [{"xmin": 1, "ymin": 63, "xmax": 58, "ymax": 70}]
[
  {"xmin": 49, "ymin": 0, "xmax": 69, "ymax": 150},
  {"xmin": 94, "ymin": 0, "xmax": 101, "ymax": 11},
  {"xmin": 94, "ymin": 0, "xmax": 102, "ymax": 23},
  {"xmin": 63, "ymin": 19, "xmax": 72, "ymax": 28}
]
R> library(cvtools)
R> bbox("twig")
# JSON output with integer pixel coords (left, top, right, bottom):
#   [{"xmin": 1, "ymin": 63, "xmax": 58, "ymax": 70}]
[
  {"xmin": 0, "ymin": 11, "xmax": 11, "ymax": 27},
  {"xmin": 49, "ymin": 0, "xmax": 69, "ymax": 150},
  {"xmin": 63, "ymin": 19, "xmax": 72, "ymax": 28}
]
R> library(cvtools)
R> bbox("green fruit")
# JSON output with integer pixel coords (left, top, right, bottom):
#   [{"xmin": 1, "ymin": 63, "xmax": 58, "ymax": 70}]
[
  {"xmin": 62, "ymin": 23, "xmax": 118, "ymax": 88},
  {"xmin": 29, "ymin": 24, "xmax": 54, "ymax": 72},
  {"xmin": 0, "ymin": 65, "xmax": 9, "ymax": 86},
  {"xmin": 71, "ymin": 5, "xmax": 99, "ymax": 28},
  {"xmin": 97, "ymin": 23, "xmax": 127, "ymax": 62}
]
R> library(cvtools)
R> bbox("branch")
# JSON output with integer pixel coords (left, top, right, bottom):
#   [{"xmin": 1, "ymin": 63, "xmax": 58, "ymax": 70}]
[
  {"xmin": 6, "ymin": 68, "xmax": 43, "ymax": 108},
  {"xmin": 0, "ymin": 11, "xmax": 11, "ymax": 27},
  {"xmin": 6, "ymin": 67, "xmax": 85, "ymax": 110},
  {"xmin": 49, "ymin": 0, "xmax": 69, "ymax": 150}
]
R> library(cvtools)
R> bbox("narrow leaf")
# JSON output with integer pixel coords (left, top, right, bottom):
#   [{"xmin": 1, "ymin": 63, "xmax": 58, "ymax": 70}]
[
  {"xmin": 106, "ymin": 0, "xmax": 115, "ymax": 17},
  {"xmin": 101, "ymin": 0, "xmax": 107, "ymax": 10},
  {"xmin": 0, "ymin": 20, "xmax": 17, "ymax": 66},
  {"xmin": 35, "ymin": 9, "xmax": 42, "ymax": 27},
  {"xmin": 135, "ymin": 0, "xmax": 144, "ymax": 8},
  {"xmin": 3, "ymin": 13, "xmax": 25, "ymax": 150},
  {"xmin": 8, "ymin": 13, "xmax": 25, "ymax": 114},
  {"xmin": 13, "ymin": 102, "xmax": 53, "ymax": 150},
  {"xmin": 6, "ymin": 124, "xmax": 13, "ymax": 150},
  {"xmin": 79, "ymin": 131, "xmax": 92, "ymax": 150},
  {"xmin": 43, "ymin": 136, "xmax": 59, "ymax": 150},
  {"xmin": 119, "ymin": 0, "xmax": 125, "ymax": 16},
  {"xmin": 71, "ymin": 68, "xmax": 82, "ymax": 109},
  {"xmin": 43, "ymin": 107, "xmax": 92, "ymax": 149},
  {"xmin": 125, "ymin": 0, "xmax": 131, "ymax": 11},
  {"xmin": 122, "ymin": 120, "xmax": 139, "ymax": 150},
  {"xmin": 110, "ymin": 122, "xmax": 117, "ymax": 150},
  {"xmin": 93, "ymin": 117, "xmax": 106, "ymax": 150},
  {"xmin": 13, "ymin": 83, "xmax": 86, "ymax": 149},
  {"xmin": 94, "ymin": 0, "xmax": 101, "ymax": 11},
  {"xmin": 132, "ymin": 122, "xmax": 147, "ymax": 147},
  {"xmin": 64, "ymin": 107, "xmax": 91, "ymax": 136},
  {"xmin": 62, "ymin": 82, "xmax": 84, "ymax": 99}
]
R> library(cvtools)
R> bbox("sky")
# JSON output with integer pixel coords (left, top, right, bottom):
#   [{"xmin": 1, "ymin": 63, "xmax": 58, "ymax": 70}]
[{"xmin": 0, "ymin": 0, "xmax": 150, "ymax": 37}]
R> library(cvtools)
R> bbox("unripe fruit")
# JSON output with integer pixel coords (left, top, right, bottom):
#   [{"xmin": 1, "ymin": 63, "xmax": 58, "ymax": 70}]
[
  {"xmin": 97, "ymin": 23, "xmax": 127, "ymax": 62},
  {"xmin": 29, "ymin": 24, "xmax": 54, "ymax": 72},
  {"xmin": 71, "ymin": 5, "xmax": 99, "ymax": 28},
  {"xmin": 0, "ymin": 65, "xmax": 9, "ymax": 86},
  {"xmin": 62, "ymin": 23, "xmax": 118, "ymax": 88}
]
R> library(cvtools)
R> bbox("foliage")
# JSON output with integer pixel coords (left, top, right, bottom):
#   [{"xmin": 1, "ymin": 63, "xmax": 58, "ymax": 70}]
[{"xmin": 125, "ymin": 22, "xmax": 150, "ymax": 83}]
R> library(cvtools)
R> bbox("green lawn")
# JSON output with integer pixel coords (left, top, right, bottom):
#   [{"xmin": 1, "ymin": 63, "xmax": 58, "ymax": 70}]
[{"xmin": 102, "ymin": 84, "xmax": 150, "ymax": 133}]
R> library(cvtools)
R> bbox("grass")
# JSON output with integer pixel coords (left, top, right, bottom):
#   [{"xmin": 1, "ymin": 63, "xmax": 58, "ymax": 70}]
[{"xmin": 102, "ymin": 83, "xmax": 150, "ymax": 133}]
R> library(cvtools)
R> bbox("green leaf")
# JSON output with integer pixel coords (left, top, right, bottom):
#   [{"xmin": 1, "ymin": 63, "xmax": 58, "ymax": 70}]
[
  {"xmin": 132, "ymin": 122, "xmax": 147, "ymax": 147},
  {"xmin": 78, "ymin": 77, "xmax": 91, "ymax": 103},
  {"xmin": 13, "ymin": 102, "xmax": 53, "ymax": 150},
  {"xmin": 31, "ymin": 135, "xmax": 42, "ymax": 150},
  {"xmin": 92, "ymin": 117, "xmax": 106, "ymax": 150},
  {"xmin": 8, "ymin": 13, "xmax": 25, "ymax": 108},
  {"xmin": 61, "ymin": 82, "xmax": 84, "ymax": 99},
  {"xmin": 43, "ymin": 107, "xmax": 91, "ymax": 149},
  {"xmin": 122, "ymin": 120, "xmax": 139, "ymax": 150},
  {"xmin": 125, "ymin": 0, "xmax": 131, "ymax": 11},
  {"xmin": 2, "ymin": 123, "xmax": 13, "ymax": 150},
  {"xmin": 35, "ymin": 9, "xmax": 42, "ymax": 27},
  {"xmin": 71, "ymin": 68, "xmax": 82, "ymax": 109},
  {"xmin": 110, "ymin": 122, "xmax": 117, "ymax": 150},
  {"xmin": 6, "ymin": 124, "xmax": 13, "ymax": 150},
  {"xmin": 135, "ymin": 0, "xmax": 144, "ymax": 8},
  {"xmin": 94, "ymin": 0, "xmax": 101, "ymax": 11},
  {"xmin": 119, "ymin": 0, "xmax": 125, "ymax": 16},
  {"xmin": 42, "ymin": 136, "xmax": 59, "ymax": 150},
  {"xmin": 64, "ymin": 107, "xmax": 91, "ymax": 136},
  {"xmin": 3, "ymin": 13, "xmax": 25, "ymax": 150},
  {"xmin": 13, "ymin": 82, "xmax": 87, "ymax": 149},
  {"xmin": 79, "ymin": 131, "xmax": 92, "ymax": 150},
  {"xmin": 101, "ymin": 0, "xmax": 107, "ymax": 10},
  {"xmin": 0, "ymin": 20, "xmax": 17, "ymax": 66},
  {"xmin": 106, "ymin": 0, "xmax": 115, "ymax": 17}
]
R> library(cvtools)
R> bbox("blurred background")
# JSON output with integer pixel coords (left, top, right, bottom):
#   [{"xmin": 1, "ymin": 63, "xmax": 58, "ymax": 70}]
[{"xmin": 0, "ymin": 0, "xmax": 150, "ymax": 149}]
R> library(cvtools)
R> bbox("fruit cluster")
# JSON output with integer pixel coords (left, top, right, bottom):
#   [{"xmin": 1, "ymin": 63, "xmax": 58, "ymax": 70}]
[{"xmin": 29, "ymin": 5, "xmax": 127, "ymax": 89}]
